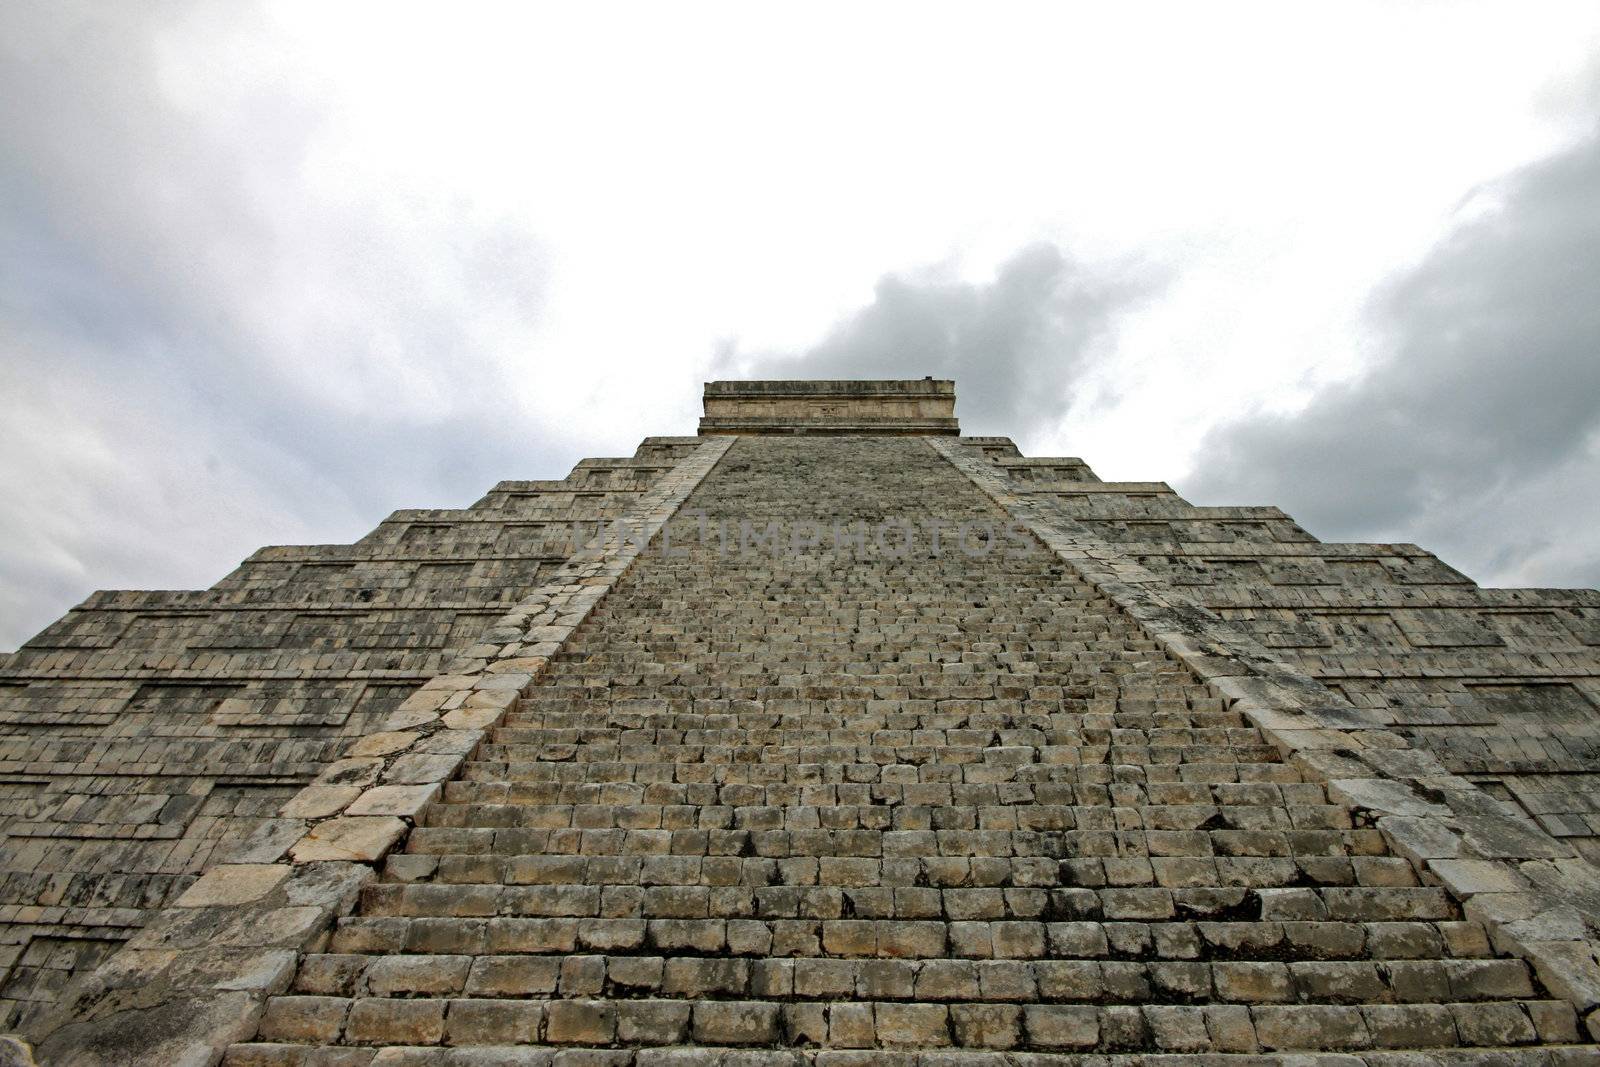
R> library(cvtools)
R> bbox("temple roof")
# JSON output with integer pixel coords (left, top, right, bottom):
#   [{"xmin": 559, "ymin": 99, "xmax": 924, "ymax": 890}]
[{"xmin": 698, "ymin": 378, "xmax": 959, "ymax": 435}]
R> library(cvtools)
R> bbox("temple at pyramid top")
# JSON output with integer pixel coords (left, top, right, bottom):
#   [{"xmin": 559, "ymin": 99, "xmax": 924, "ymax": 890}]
[{"xmin": 698, "ymin": 377, "xmax": 959, "ymax": 435}]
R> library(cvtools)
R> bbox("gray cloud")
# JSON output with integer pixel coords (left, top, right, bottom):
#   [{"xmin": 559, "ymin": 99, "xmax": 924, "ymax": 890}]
[
  {"xmin": 713, "ymin": 244, "xmax": 1160, "ymax": 441},
  {"xmin": 1183, "ymin": 124, "xmax": 1600, "ymax": 589},
  {"xmin": 0, "ymin": 2, "xmax": 578, "ymax": 649}
]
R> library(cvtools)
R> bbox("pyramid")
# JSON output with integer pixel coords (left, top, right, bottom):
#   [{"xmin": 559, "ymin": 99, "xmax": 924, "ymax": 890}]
[{"xmin": 7, "ymin": 380, "xmax": 1600, "ymax": 1064}]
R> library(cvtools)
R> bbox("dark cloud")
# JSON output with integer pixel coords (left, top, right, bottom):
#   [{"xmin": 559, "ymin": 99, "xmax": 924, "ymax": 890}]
[
  {"xmin": 713, "ymin": 244, "xmax": 1160, "ymax": 441},
  {"xmin": 1183, "ymin": 125, "xmax": 1600, "ymax": 589},
  {"xmin": 0, "ymin": 2, "xmax": 575, "ymax": 649}
]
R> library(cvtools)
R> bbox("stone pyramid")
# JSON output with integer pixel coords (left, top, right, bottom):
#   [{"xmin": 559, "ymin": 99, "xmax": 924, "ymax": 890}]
[{"xmin": 6, "ymin": 380, "xmax": 1600, "ymax": 1065}]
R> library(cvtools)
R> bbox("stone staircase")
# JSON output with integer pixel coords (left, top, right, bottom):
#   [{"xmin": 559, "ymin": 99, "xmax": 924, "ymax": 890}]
[{"xmin": 225, "ymin": 437, "xmax": 1586, "ymax": 1064}]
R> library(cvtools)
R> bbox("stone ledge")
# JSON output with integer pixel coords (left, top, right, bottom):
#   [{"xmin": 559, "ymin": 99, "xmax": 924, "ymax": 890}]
[{"xmin": 699, "ymin": 379, "xmax": 959, "ymax": 436}]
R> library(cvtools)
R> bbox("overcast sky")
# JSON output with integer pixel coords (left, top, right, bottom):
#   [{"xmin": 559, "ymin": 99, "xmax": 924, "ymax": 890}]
[{"xmin": 3, "ymin": 2, "xmax": 1600, "ymax": 649}]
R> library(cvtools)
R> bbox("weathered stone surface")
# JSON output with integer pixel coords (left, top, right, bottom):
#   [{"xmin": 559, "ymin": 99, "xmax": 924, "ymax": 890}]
[
  {"xmin": 1379, "ymin": 816, "xmax": 1466, "ymax": 864},
  {"xmin": 1329, "ymin": 779, "xmax": 1450, "ymax": 818},
  {"xmin": 174, "ymin": 864, "xmax": 291, "ymax": 908},
  {"xmin": 289, "ymin": 817, "xmax": 408, "ymax": 863},
  {"xmin": 381, "ymin": 753, "xmax": 464, "ymax": 785},
  {"xmin": 699, "ymin": 378, "xmax": 958, "ymax": 436},
  {"xmin": 343, "ymin": 785, "xmax": 439, "ymax": 818},
  {"xmin": 347, "ymin": 731, "xmax": 420, "ymax": 758},
  {"xmin": 220, "ymin": 819, "xmax": 309, "ymax": 865},
  {"xmin": 35, "ymin": 990, "xmax": 263, "ymax": 1067},
  {"xmin": 280, "ymin": 785, "xmax": 363, "ymax": 820},
  {"xmin": 440, "ymin": 705, "xmax": 503, "ymax": 730},
  {"xmin": 1429, "ymin": 858, "xmax": 1530, "ymax": 895}
]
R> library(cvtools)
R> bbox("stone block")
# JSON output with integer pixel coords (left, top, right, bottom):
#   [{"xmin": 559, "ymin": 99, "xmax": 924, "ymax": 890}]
[
  {"xmin": 1024, "ymin": 1005, "xmax": 1100, "ymax": 1049},
  {"xmin": 348, "ymin": 731, "xmax": 420, "ymax": 757},
  {"xmin": 692, "ymin": 1001, "xmax": 781, "ymax": 1044},
  {"xmin": 175, "ymin": 864, "xmax": 289, "ymax": 907},
  {"xmin": 256, "ymin": 995, "xmax": 350, "ymax": 1043},
  {"xmin": 345, "ymin": 785, "xmax": 440, "ymax": 818},
  {"xmin": 343, "ymin": 998, "xmax": 446, "ymax": 1046},
  {"xmin": 290, "ymin": 817, "xmax": 409, "ymax": 863},
  {"xmin": 281, "ymin": 785, "xmax": 363, "ymax": 820},
  {"xmin": 545, "ymin": 1000, "xmax": 615, "ymax": 1044},
  {"xmin": 443, "ymin": 998, "xmax": 541, "ymax": 1044},
  {"xmin": 874, "ymin": 1003, "xmax": 950, "ymax": 1048}
]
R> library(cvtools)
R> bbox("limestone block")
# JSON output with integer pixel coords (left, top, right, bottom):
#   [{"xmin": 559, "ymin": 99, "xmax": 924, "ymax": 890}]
[
  {"xmin": 1456, "ymin": 814, "xmax": 1574, "ymax": 860},
  {"xmin": 691, "ymin": 1001, "xmax": 780, "ymax": 1045},
  {"xmin": 280, "ymin": 784, "xmax": 362, "ymax": 820},
  {"xmin": 315, "ymin": 759, "xmax": 384, "ymax": 787},
  {"xmin": 256, "ymin": 994, "xmax": 350, "ymax": 1042},
  {"xmin": 1329, "ymin": 779, "xmax": 1449, "ymax": 818},
  {"xmin": 1025, "ymin": 1004, "xmax": 1101, "ymax": 1049},
  {"xmin": 289, "ymin": 817, "xmax": 408, "ymax": 863},
  {"xmin": 218, "ymin": 818, "xmax": 307, "ymax": 865},
  {"xmin": 1427, "ymin": 858, "xmax": 1530, "ymax": 896},
  {"xmin": 485, "ymin": 656, "xmax": 548, "ymax": 674},
  {"xmin": 462, "ymin": 688, "xmax": 518, "ymax": 710},
  {"xmin": 382, "ymin": 752, "xmax": 465, "ymax": 784},
  {"xmin": 381, "ymin": 706, "xmax": 440, "ymax": 731},
  {"xmin": 415, "ymin": 729, "xmax": 482, "ymax": 754},
  {"xmin": 175, "ymin": 864, "xmax": 289, "ymax": 907},
  {"xmin": 347, "ymin": 731, "xmax": 419, "ymax": 757},
  {"xmin": 344, "ymin": 784, "xmax": 439, "ymax": 818},
  {"xmin": 545, "ymin": 999, "xmax": 615, "ymax": 1044},
  {"xmin": 206, "ymin": 948, "xmax": 298, "ymax": 993},
  {"xmin": 395, "ymin": 689, "xmax": 450, "ymax": 714},
  {"xmin": 1378, "ymin": 816, "xmax": 1465, "ymax": 864},
  {"xmin": 281, "ymin": 860, "xmax": 375, "ymax": 912},
  {"xmin": 35, "ymin": 990, "xmax": 264, "ymax": 1067},
  {"xmin": 472, "ymin": 673, "xmax": 531, "ymax": 691},
  {"xmin": 1523, "ymin": 940, "xmax": 1600, "ymax": 1012},
  {"xmin": 440, "ymin": 704, "xmax": 502, "ymax": 730},
  {"xmin": 344, "ymin": 998, "xmax": 445, "ymax": 1046},
  {"xmin": 419, "ymin": 675, "xmax": 476, "ymax": 692}
]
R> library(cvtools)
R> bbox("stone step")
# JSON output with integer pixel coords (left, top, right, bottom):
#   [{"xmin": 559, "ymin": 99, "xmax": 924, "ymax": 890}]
[
  {"xmin": 381, "ymin": 852, "xmax": 1414, "ymax": 893},
  {"xmin": 476, "ymin": 735, "xmax": 1264, "ymax": 752},
  {"xmin": 224, "ymin": 1045, "xmax": 1600, "ymax": 1067},
  {"xmin": 538, "ymin": 648, "xmax": 1168, "ymax": 665},
  {"xmin": 464, "ymin": 746, "xmax": 1288, "ymax": 770},
  {"xmin": 445, "ymin": 767, "xmax": 1304, "ymax": 798},
  {"xmin": 397, "ymin": 823, "xmax": 1389, "ymax": 859},
  {"xmin": 513, "ymin": 673, "xmax": 1168, "ymax": 691},
  {"xmin": 490, "ymin": 717, "xmax": 1236, "ymax": 736},
  {"xmin": 416, "ymin": 800, "xmax": 1359, "ymax": 836},
  {"xmin": 502, "ymin": 704, "xmax": 1200, "ymax": 720},
  {"xmin": 515, "ymin": 679, "xmax": 1160, "ymax": 693},
  {"xmin": 234, "ymin": 995, "xmax": 1579, "ymax": 1053},
  {"xmin": 431, "ymin": 783, "xmax": 1336, "ymax": 810},
  {"xmin": 397, "ymin": 828, "xmax": 1403, "ymax": 876},
  {"xmin": 531, "ymin": 653, "xmax": 1165, "ymax": 669},
  {"xmin": 327, "ymin": 915, "xmax": 1486, "ymax": 963},
  {"xmin": 289, "ymin": 951, "xmax": 1537, "ymax": 1007},
  {"xmin": 494, "ymin": 709, "xmax": 1234, "ymax": 727},
  {"xmin": 352, "ymin": 881, "xmax": 1454, "ymax": 924}
]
